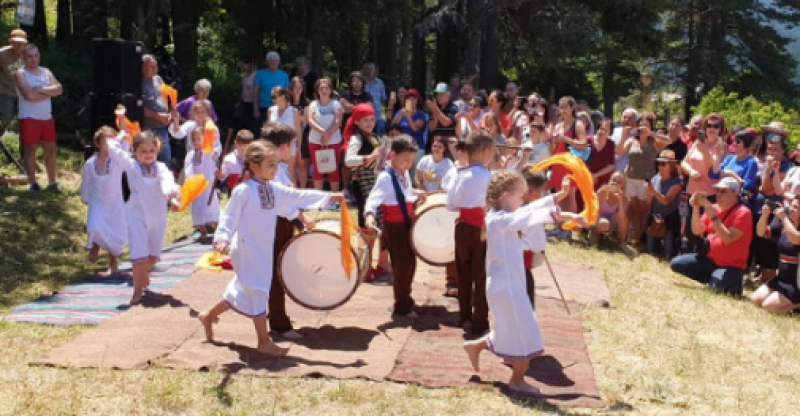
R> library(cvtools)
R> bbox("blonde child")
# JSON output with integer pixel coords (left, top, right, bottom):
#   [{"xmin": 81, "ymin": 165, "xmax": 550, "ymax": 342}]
[
  {"xmin": 446, "ymin": 131, "xmax": 495, "ymax": 335},
  {"xmin": 365, "ymin": 135, "xmax": 425, "ymax": 317},
  {"xmin": 81, "ymin": 126, "xmax": 128, "ymax": 276},
  {"xmin": 106, "ymin": 131, "xmax": 180, "ymax": 305},
  {"xmin": 169, "ymin": 99, "xmax": 221, "ymax": 157},
  {"xmin": 216, "ymin": 129, "xmax": 254, "ymax": 194},
  {"xmin": 464, "ymin": 170, "xmax": 585, "ymax": 395},
  {"xmin": 500, "ymin": 137, "xmax": 523, "ymax": 172},
  {"xmin": 184, "ymin": 126, "xmax": 221, "ymax": 240},
  {"xmin": 198, "ymin": 141, "xmax": 344, "ymax": 356},
  {"xmin": 261, "ymin": 122, "xmax": 313, "ymax": 339}
]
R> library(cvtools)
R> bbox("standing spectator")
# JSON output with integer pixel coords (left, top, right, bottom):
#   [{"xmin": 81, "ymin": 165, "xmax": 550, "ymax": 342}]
[
  {"xmin": 505, "ymin": 81, "xmax": 519, "ymax": 101},
  {"xmin": 339, "ymin": 71, "xmax": 374, "ymax": 131},
  {"xmin": 363, "ymin": 62, "xmax": 387, "ymax": 135},
  {"xmin": 268, "ymin": 86, "xmax": 302, "ymax": 185},
  {"xmin": 253, "ymin": 51, "xmax": 290, "ymax": 125},
  {"xmin": 455, "ymin": 95, "xmax": 487, "ymax": 139},
  {"xmin": 670, "ymin": 177, "xmax": 753, "ymax": 296},
  {"xmin": 153, "ymin": 45, "xmax": 181, "ymax": 91},
  {"xmin": 664, "ymin": 116, "xmax": 688, "ymax": 161},
  {"xmin": 448, "ymin": 73, "xmax": 462, "ymax": 102},
  {"xmin": 610, "ymin": 107, "xmax": 638, "ymax": 173},
  {"xmin": 0, "ymin": 29, "xmax": 26, "ymax": 135},
  {"xmin": 618, "ymin": 113, "xmax": 658, "ymax": 249},
  {"xmin": 645, "ymin": 149, "xmax": 683, "ymax": 259},
  {"xmin": 483, "ymin": 90, "xmax": 511, "ymax": 134},
  {"xmin": 294, "ymin": 56, "xmax": 317, "ymax": 101},
  {"xmin": 15, "ymin": 44, "xmax": 62, "ymax": 191},
  {"xmin": 289, "ymin": 76, "xmax": 310, "ymax": 188},
  {"xmin": 307, "ymin": 77, "xmax": 344, "ymax": 192},
  {"xmin": 141, "ymin": 54, "xmax": 173, "ymax": 165},
  {"xmin": 718, "ymin": 129, "xmax": 758, "ymax": 194},
  {"xmin": 426, "ymin": 82, "xmax": 458, "ymax": 154},
  {"xmin": 588, "ymin": 118, "xmax": 616, "ymax": 190},
  {"xmin": 682, "ymin": 114, "xmax": 704, "ymax": 147},
  {"xmin": 234, "ymin": 56, "xmax": 258, "ymax": 136},
  {"xmin": 387, "ymin": 85, "xmax": 407, "ymax": 120},
  {"xmin": 391, "ymin": 88, "xmax": 427, "ymax": 153},
  {"xmin": 454, "ymin": 82, "xmax": 475, "ymax": 113},
  {"xmin": 508, "ymin": 97, "xmax": 529, "ymax": 141},
  {"xmin": 175, "ymin": 79, "xmax": 218, "ymax": 122}
]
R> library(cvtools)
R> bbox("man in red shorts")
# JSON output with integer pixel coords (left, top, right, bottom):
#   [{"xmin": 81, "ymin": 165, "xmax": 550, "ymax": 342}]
[{"xmin": 15, "ymin": 44, "xmax": 62, "ymax": 191}]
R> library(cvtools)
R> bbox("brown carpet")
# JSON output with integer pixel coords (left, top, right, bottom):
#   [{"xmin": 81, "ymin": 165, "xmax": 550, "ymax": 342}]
[
  {"xmin": 533, "ymin": 259, "xmax": 612, "ymax": 308},
  {"xmin": 34, "ymin": 260, "xmax": 607, "ymax": 408}
]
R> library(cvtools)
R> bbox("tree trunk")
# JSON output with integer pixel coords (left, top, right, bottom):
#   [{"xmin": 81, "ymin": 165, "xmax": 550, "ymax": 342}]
[
  {"xmin": 307, "ymin": 0, "xmax": 325, "ymax": 76},
  {"xmin": 56, "ymin": 0, "xmax": 72, "ymax": 48},
  {"xmin": 480, "ymin": 4, "xmax": 500, "ymax": 91},
  {"xmin": 23, "ymin": 0, "xmax": 48, "ymax": 47},
  {"xmin": 397, "ymin": 8, "xmax": 412, "ymax": 88},
  {"xmin": 171, "ymin": 0, "xmax": 200, "ymax": 88},
  {"xmin": 377, "ymin": 7, "xmax": 399, "ymax": 90},
  {"xmin": 119, "ymin": 0, "xmax": 135, "ymax": 40},
  {"xmin": 160, "ymin": 10, "xmax": 172, "ymax": 46}
]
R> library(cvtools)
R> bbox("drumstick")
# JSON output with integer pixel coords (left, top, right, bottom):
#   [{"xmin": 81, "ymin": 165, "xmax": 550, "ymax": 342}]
[
  {"xmin": 208, "ymin": 128, "xmax": 234, "ymax": 205},
  {"xmin": 496, "ymin": 144, "xmax": 523, "ymax": 150},
  {"xmin": 542, "ymin": 252, "xmax": 571, "ymax": 315}
]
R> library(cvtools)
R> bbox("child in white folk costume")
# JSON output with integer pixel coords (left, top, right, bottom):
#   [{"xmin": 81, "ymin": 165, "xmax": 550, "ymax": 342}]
[
  {"xmin": 463, "ymin": 170, "xmax": 586, "ymax": 396},
  {"xmin": 184, "ymin": 126, "xmax": 221, "ymax": 240},
  {"xmin": 169, "ymin": 99, "xmax": 221, "ymax": 158},
  {"xmin": 216, "ymin": 130, "xmax": 254, "ymax": 194},
  {"xmin": 198, "ymin": 141, "xmax": 344, "ymax": 356},
  {"xmin": 81, "ymin": 126, "xmax": 128, "ymax": 276},
  {"xmin": 106, "ymin": 131, "xmax": 180, "ymax": 305}
]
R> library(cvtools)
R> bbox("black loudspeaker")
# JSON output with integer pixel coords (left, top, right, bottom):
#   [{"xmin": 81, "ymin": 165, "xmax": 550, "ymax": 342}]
[
  {"xmin": 92, "ymin": 38, "xmax": 144, "ymax": 95},
  {"xmin": 90, "ymin": 93, "xmax": 144, "ymax": 133}
]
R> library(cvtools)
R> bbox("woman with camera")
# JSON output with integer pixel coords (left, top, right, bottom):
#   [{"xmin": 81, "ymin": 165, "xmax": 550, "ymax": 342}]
[
  {"xmin": 644, "ymin": 149, "xmax": 683, "ymax": 259},
  {"xmin": 617, "ymin": 113, "xmax": 658, "ymax": 251},
  {"xmin": 751, "ymin": 196, "xmax": 800, "ymax": 313}
]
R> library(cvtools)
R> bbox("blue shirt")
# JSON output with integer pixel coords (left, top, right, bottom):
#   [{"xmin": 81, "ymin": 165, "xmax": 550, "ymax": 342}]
[
  {"xmin": 253, "ymin": 69, "xmax": 289, "ymax": 108},
  {"xmin": 718, "ymin": 154, "xmax": 759, "ymax": 191},
  {"xmin": 394, "ymin": 110, "xmax": 428, "ymax": 149}
]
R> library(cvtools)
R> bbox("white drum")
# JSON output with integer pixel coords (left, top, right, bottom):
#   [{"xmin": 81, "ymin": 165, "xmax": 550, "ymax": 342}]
[
  {"xmin": 278, "ymin": 220, "xmax": 370, "ymax": 310},
  {"xmin": 411, "ymin": 192, "xmax": 458, "ymax": 266}
]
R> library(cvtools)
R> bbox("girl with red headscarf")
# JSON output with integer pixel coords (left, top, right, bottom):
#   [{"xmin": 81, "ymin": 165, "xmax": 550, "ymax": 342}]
[{"xmin": 344, "ymin": 103, "xmax": 389, "ymax": 280}]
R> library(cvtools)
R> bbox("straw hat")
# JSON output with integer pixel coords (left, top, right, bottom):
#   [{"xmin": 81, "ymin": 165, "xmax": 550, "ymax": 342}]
[
  {"xmin": 760, "ymin": 121, "xmax": 791, "ymax": 137},
  {"xmin": 655, "ymin": 149, "xmax": 677, "ymax": 163},
  {"xmin": 8, "ymin": 29, "xmax": 27, "ymax": 43}
]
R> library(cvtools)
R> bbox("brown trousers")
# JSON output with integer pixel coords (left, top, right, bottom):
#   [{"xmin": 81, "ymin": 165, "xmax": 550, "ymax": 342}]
[
  {"xmin": 382, "ymin": 221, "xmax": 416, "ymax": 315},
  {"xmin": 445, "ymin": 262, "xmax": 458, "ymax": 288},
  {"xmin": 269, "ymin": 217, "xmax": 295, "ymax": 333},
  {"xmin": 454, "ymin": 222, "xmax": 488, "ymax": 332}
]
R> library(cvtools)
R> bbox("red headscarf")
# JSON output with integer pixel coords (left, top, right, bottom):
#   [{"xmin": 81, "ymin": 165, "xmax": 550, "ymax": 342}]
[{"xmin": 342, "ymin": 103, "xmax": 375, "ymax": 147}]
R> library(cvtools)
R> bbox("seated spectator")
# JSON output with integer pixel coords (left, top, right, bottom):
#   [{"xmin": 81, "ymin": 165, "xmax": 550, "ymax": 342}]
[
  {"xmin": 670, "ymin": 177, "xmax": 753, "ymax": 296},
  {"xmin": 589, "ymin": 172, "xmax": 634, "ymax": 256},
  {"xmin": 718, "ymin": 129, "xmax": 759, "ymax": 195},
  {"xmin": 644, "ymin": 149, "xmax": 683, "ymax": 259},
  {"xmin": 176, "ymin": 79, "xmax": 218, "ymax": 122},
  {"xmin": 751, "ymin": 197, "xmax": 800, "ymax": 313}
]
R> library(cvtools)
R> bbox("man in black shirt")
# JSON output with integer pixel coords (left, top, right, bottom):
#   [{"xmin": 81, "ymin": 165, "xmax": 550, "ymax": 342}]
[{"xmin": 425, "ymin": 82, "xmax": 458, "ymax": 153}]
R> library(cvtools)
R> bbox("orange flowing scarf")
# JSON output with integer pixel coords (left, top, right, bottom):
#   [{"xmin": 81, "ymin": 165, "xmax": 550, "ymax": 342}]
[
  {"xmin": 114, "ymin": 105, "xmax": 140, "ymax": 141},
  {"xmin": 201, "ymin": 120, "xmax": 217, "ymax": 154},
  {"xmin": 161, "ymin": 84, "xmax": 178, "ymax": 109},
  {"xmin": 177, "ymin": 174, "xmax": 209, "ymax": 211},
  {"xmin": 340, "ymin": 200, "xmax": 355, "ymax": 279},
  {"xmin": 530, "ymin": 153, "xmax": 598, "ymax": 229}
]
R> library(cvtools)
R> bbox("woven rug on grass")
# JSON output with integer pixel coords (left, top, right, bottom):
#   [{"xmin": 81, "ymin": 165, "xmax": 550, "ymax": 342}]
[
  {"xmin": 532, "ymin": 259, "xmax": 611, "ymax": 307},
  {"xmin": 34, "ymin": 261, "xmax": 606, "ymax": 408},
  {"xmin": 4, "ymin": 240, "xmax": 210, "ymax": 326}
]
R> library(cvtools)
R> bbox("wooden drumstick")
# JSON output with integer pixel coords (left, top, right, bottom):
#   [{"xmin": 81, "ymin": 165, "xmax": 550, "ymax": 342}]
[{"xmin": 208, "ymin": 128, "xmax": 234, "ymax": 205}]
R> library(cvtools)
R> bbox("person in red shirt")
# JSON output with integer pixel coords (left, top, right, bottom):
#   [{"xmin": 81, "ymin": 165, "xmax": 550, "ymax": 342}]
[
  {"xmin": 670, "ymin": 177, "xmax": 753, "ymax": 295},
  {"xmin": 681, "ymin": 114, "xmax": 704, "ymax": 147}
]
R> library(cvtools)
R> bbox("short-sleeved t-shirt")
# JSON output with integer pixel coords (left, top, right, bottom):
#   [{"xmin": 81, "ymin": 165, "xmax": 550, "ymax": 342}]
[
  {"xmin": 702, "ymin": 203, "xmax": 753, "ymax": 269},
  {"xmin": 719, "ymin": 154, "xmax": 759, "ymax": 192},
  {"xmin": 0, "ymin": 46, "xmax": 22, "ymax": 96},
  {"xmin": 429, "ymin": 102, "xmax": 458, "ymax": 138},
  {"xmin": 142, "ymin": 75, "xmax": 168, "ymax": 129},
  {"xmin": 416, "ymin": 154, "xmax": 454, "ymax": 192},
  {"xmin": 666, "ymin": 139, "xmax": 688, "ymax": 161},
  {"xmin": 395, "ymin": 110, "xmax": 429, "ymax": 149},
  {"xmin": 253, "ymin": 69, "xmax": 290, "ymax": 108},
  {"xmin": 308, "ymin": 99, "xmax": 343, "ymax": 145},
  {"xmin": 340, "ymin": 90, "xmax": 374, "ymax": 132}
]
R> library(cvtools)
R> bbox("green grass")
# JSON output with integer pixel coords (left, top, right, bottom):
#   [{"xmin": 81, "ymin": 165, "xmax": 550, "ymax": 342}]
[{"xmin": 2, "ymin": 146, "xmax": 800, "ymax": 414}]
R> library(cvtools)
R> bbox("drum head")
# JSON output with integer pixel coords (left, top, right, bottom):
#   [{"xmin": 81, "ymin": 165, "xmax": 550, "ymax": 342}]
[
  {"xmin": 411, "ymin": 206, "xmax": 458, "ymax": 265},
  {"xmin": 278, "ymin": 230, "xmax": 362, "ymax": 310}
]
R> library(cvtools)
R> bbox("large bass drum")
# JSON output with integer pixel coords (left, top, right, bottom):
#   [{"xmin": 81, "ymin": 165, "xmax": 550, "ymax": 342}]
[
  {"xmin": 278, "ymin": 220, "xmax": 370, "ymax": 310},
  {"xmin": 411, "ymin": 191, "xmax": 458, "ymax": 266}
]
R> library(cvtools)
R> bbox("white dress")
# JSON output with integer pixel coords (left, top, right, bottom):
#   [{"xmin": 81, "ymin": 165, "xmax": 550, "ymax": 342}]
[
  {"xmin": 168, "ymin": 120, "xmax": 222, "ymax": 155},
  {"xmin": 80, "ymin": 154, "xmax": 128, "ymax": 256},
  {"xmin": 106, "ymin": 137, "xmax": 180, "ymax": 262},
  {"xmin": 214, "ymin": 179, "xmax": 330, "ymax": 317},
  {"xmin": 485, "ymin": 198, "xmax": 560, "ymax": 360},
  {"xmin": 268, "ymin": 106, "xmax": 299, "ymax": 156},
  {"xmin": 184, "ymin": 149, "xmax": 220, "ymax": 228}
]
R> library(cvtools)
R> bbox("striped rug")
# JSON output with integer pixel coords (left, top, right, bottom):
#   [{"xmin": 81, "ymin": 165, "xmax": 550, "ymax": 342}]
[{"xmin": 4, "ymin": 240, "xmax": 210, "ymax": 326}]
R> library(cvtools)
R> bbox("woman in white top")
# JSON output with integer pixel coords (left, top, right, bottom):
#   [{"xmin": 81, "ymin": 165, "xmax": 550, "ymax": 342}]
[
  {"xmin": 307, "ymin": 77, "xmax": 344, "ymax": 191},
  {"xmin": 415, "ymin": 136, "xmax": 454, "ymax": 191},
  {"xmin": 268, "ymin": 86, "xmax": 302, "ymax": 186},
  {"xmin": 454, "ymin": 95, "xmax": 487, "ymax": 139}
]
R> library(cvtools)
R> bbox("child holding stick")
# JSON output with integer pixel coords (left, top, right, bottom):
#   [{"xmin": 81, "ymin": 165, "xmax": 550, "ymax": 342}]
[
  {"xmin": 81, "ymin": 126, "xmax": 128, "ymax": 276},
  {"xmin": 216, "ymin": 130, "xmax": 254, "ymax": 195},
  {"xmin": 106, "ymin": 131, "xmax": 180, "ymax": 305},
  {"xmin": 464, "ymin": 170, "xmax": 585, "ymax": 395},
  {"xmin": 198, "ymin": 141, "xmax": 344, "ymax": 355}
]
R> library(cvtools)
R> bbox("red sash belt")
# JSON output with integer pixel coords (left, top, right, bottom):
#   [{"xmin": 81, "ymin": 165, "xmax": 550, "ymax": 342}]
[
  {"xmin": 226, "ymin": 174, "xmax": 241, "ymax": 189},
  {"xmin": 779, "ymin": 254, "xmax": 798, "ymax": 265},
  {"xmin": 458, "ymin": 207, "xmax": 486, "ymax": 227},
  {"xmin": 382, "ymin": 203, "xmax": 415, "ymax": 224},
  {"xmin": 523, "ymin": 250, "xmax": 534, "ymax": 269}
]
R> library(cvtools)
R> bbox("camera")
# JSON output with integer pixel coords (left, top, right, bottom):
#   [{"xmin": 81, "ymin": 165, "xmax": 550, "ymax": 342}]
[
  {"xmin": 766, "ymin": 200, "xmax": 782, "ymax": 211},
  {"xmin": 697, "ymin": 130, "xmax": 706, "ymax": 143}
]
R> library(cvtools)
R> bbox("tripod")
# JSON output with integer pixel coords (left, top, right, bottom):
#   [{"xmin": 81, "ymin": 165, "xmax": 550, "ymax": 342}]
[{"xmin": 0, "ymin": 126, "xmax": 25, "ymax": 174}]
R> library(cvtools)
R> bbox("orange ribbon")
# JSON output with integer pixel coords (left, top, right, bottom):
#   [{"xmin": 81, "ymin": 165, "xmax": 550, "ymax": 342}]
[
  {"xmin": 161, "ymin": 84, "xmax": 178, "ymax": 109},
  {"xmin": 115, "ymin": 117, "xmax": 140, "ymax": 141},
  {"xmin": 340, "ymin": 200, "xmax": 355, "ymax": 279},
  {"xmin": 530, "ymin": 153, "xmax": 598, "ymax": 229},
  {"xmin": 177, "ymin": 174, "xmax": 209, "ymax": 212},
  {"xmin": 201, "ymin": 120, "xmax": 217, "ymax": 154}
]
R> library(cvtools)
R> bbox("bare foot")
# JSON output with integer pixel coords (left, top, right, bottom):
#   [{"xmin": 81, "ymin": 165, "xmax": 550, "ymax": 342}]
[
  {"xmin": 278, "ymin": 330, "xmax": 304, "ymax": 340},
  {"xmin": 87, "ymin": 245, "xmax": 100, "ymax": 263},
  {"xmin": 198, "ymin": 311, "xmax": 215, "ymax": 341},
  {"xmin": 509, "ymin": 380, "xmax": 541, "ymax": 396},
  {"xmin": 129, "ymin": 292, "xmax": 143, "ymax": 306},
  {"xmin": 256, "ymin": 342, "xmax": 289, "ymax": 357},
  {"xmin": 463, "ymin": 342, "xmax": 482, "ymax": 372}
]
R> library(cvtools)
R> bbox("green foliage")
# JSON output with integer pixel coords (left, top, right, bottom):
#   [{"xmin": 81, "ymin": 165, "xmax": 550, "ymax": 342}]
[{"xmin": 694, "ymin": 86, "xmax": 800, "ymax": 146}]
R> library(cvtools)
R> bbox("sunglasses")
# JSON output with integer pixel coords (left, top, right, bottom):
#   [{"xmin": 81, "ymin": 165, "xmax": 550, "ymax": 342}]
[
  {"xmin": 657, "ymin": 161, "xmax": 669, "ymax": 167},
  {"xmin": 470, "ymin": 103, "xmax": 480, "ymax": 107},
  {"xmin": 706, "ymin": 123, "xmax": 721, "ymax": 129}
]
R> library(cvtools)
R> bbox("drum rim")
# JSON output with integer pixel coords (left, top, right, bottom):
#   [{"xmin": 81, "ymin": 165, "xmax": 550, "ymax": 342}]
[
  {"xmin": 277, "ymin": 226, "xmax": 369, "ymax": 311},
  {"xmin": 411, "ymin": 191, "xmax": 455, "ymax": 266}
]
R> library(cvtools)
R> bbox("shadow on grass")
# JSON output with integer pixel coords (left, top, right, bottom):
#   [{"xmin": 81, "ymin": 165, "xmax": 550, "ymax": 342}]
[{"xmin": 0, "ymin": 186, "xmax": 93, "ymax": 310}]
